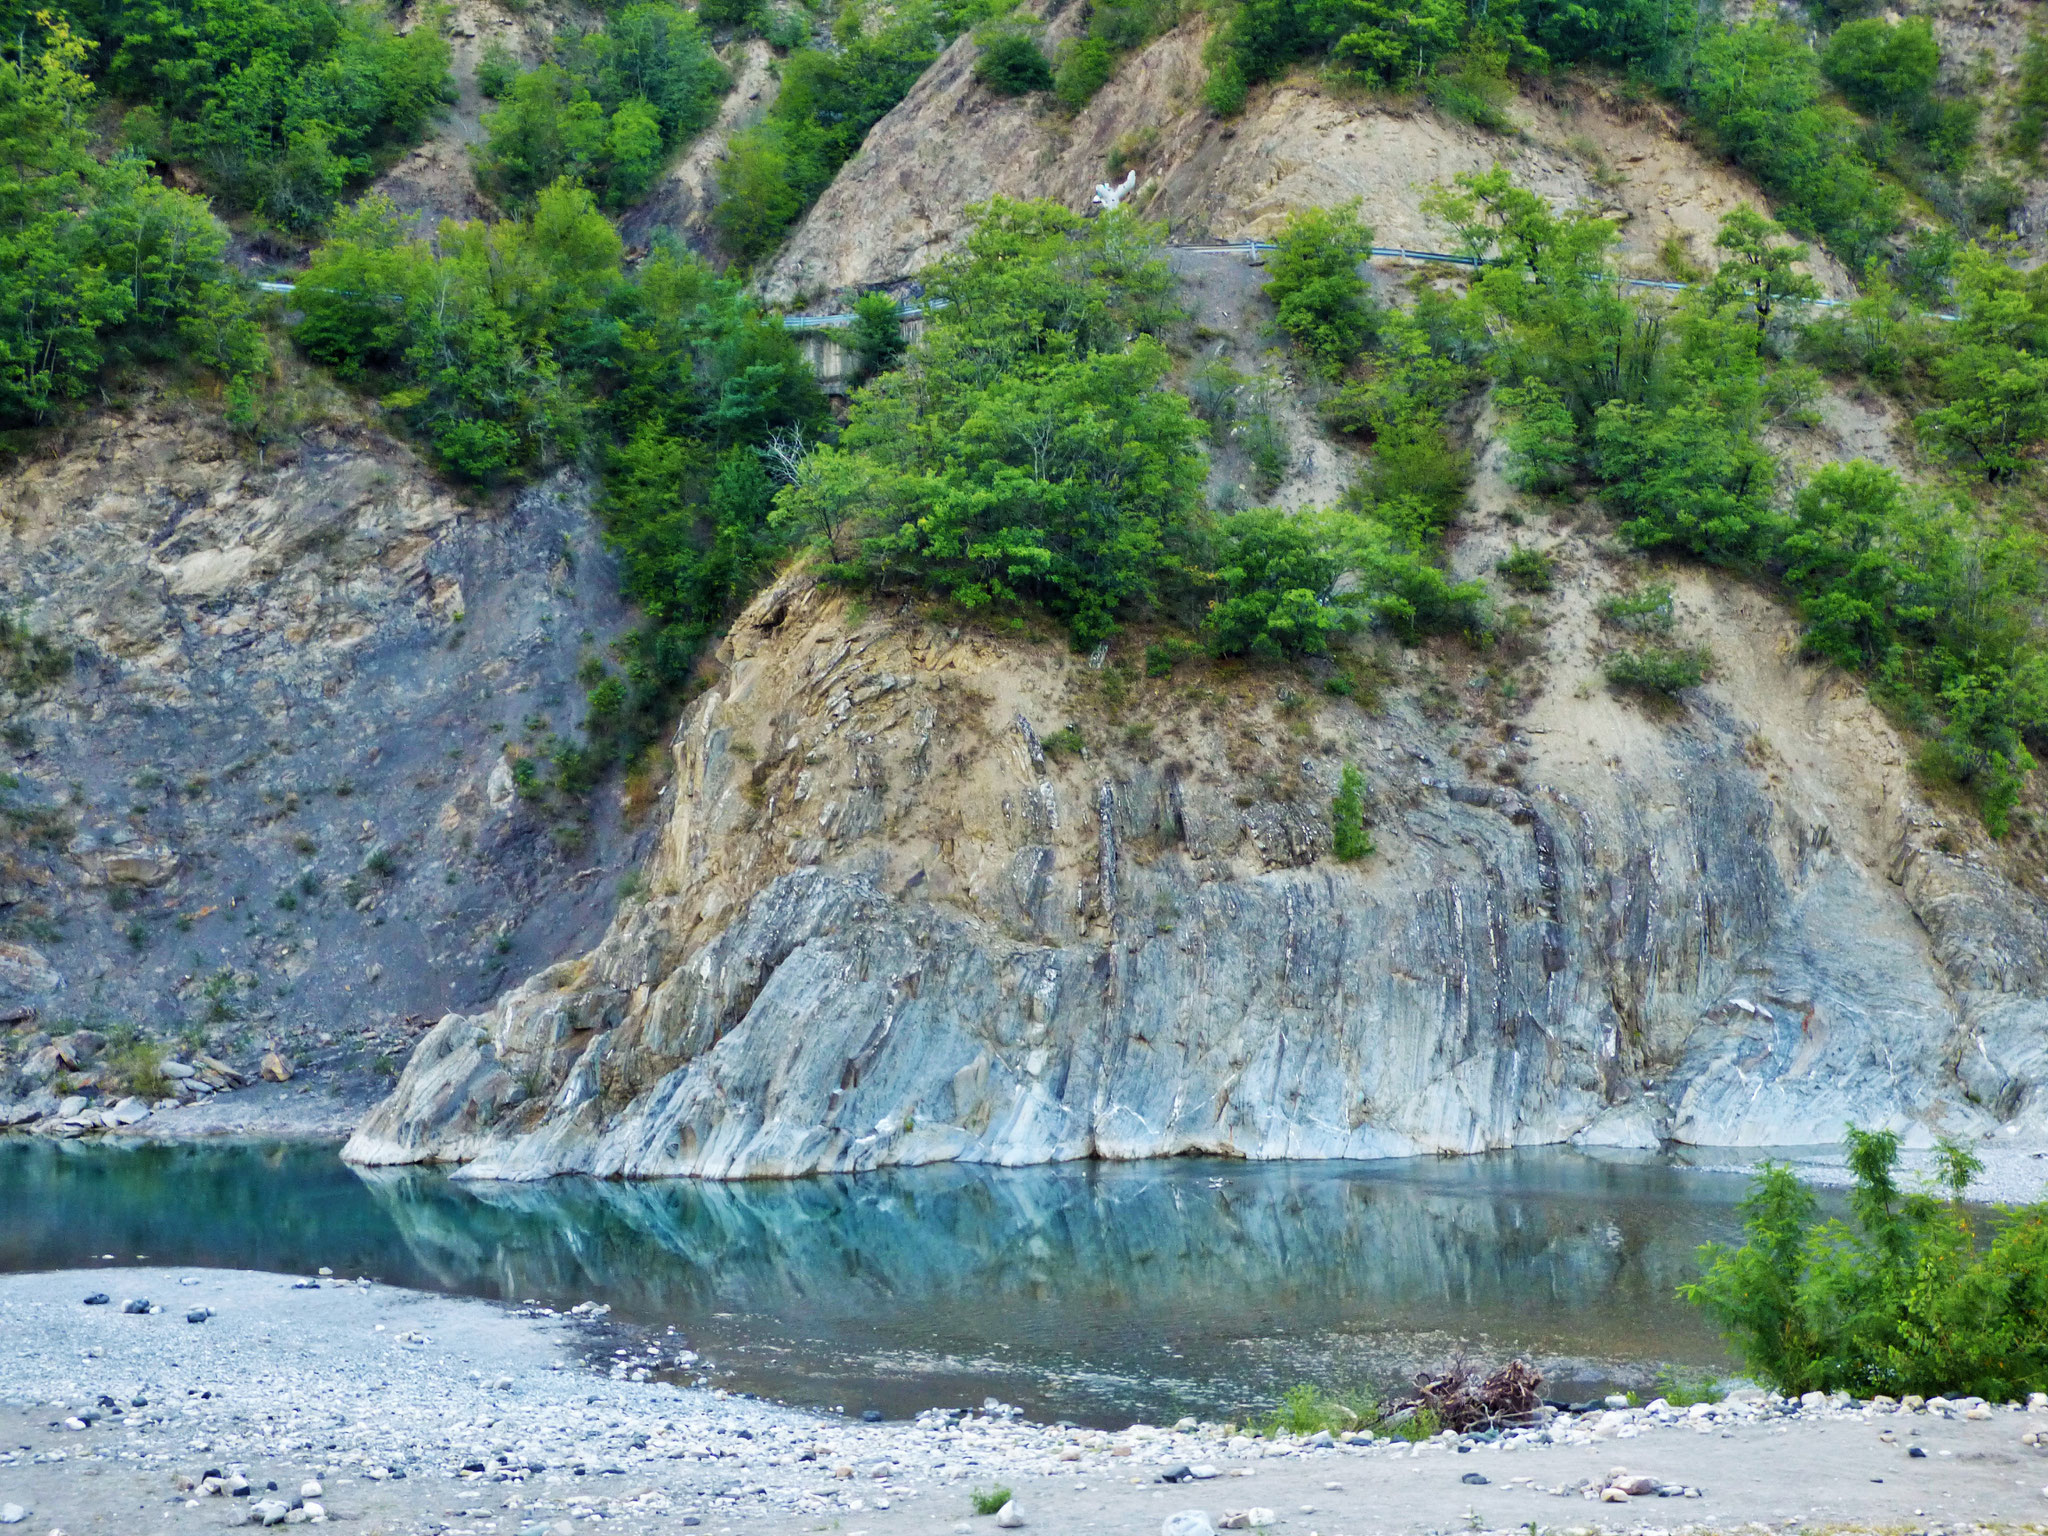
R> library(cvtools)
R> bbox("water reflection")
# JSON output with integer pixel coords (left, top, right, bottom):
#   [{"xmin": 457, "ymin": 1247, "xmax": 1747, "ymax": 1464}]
[{"xmin": 0, "ymin": 1141, "xmax": 1752, "ymax": 1425}]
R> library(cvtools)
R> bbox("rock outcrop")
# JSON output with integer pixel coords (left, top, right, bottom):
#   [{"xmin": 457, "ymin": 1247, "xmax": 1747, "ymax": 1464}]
[
  {"xmin": 757, "ymin": 19, "xmax": 1856, "ymax": 306},
  {"xmin": 347, "ymin": 559, "xmax": 2048, "ymax": 1180},
  {"xmin": 1, "ymin": 398, "xmax": 646, "ymax": 1071}
]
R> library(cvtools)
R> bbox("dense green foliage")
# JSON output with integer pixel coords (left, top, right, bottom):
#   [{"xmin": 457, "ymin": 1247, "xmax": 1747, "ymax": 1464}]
[
  {"xmin": 1052, "ymin": 0, "xmax": 1181, "ymax": 110},
  {"xmin": 848, "ymin": 293, "xmax": 906, "ymax": 379},
  {"xmin": 715, "ymin": 0, "xmax": 994, "ymax": 265},
  {"xmin": 1685, "ymin": 1130, "xmax": 2048, "ymax": 1400},
  {"xmin": 1687, "ymin": 22, "xmax": 1902, "ymax": 268},
  {"xmin": 295, "ymin": 184, "xmax": 824, "ymax": 781},
  {"xmin": 34, "ymin": 0, "xmax": 449, "ymax": 232},
  {"xmin": 475, "ymin": 7, "xmax": 729, "ymax": 210},
  {"xmin": 1451, "ymin": 165, "xmax": 2048, "ymax": 833},
  {"xmin": 973, "ymin": 28, "xmax": 1052, "ymax": 94},
  {"xmin": 775, "ymin": 200, "xmax": 1485, "ymax": 657},
  {"xmin": 1262, "ymin": 202, "xmax": 1378, "ymax": 379},
  {"xmin": 777, "ymin": 201, "xmax": 1201, "ymax": 645},
  {"xmin": 1605, "ymin": 644, "xmax": 1709, "ymax": 695},
  {"xmin": 0, "ymin": 21, "xmax": 263, "ymax": 428},
  {"xmin": 2012, "ymin": 32, "xmax": 2048, "ymax": 166}
]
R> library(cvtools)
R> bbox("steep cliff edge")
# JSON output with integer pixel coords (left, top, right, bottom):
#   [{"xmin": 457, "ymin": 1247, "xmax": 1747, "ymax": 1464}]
[
  {"xmin": 346, "ymin": 532, "xmax": 2048, "ymax": 1177},
  {"xmin": 0, "ymin": 393, "xmax": 650, "ymax": 1103}
]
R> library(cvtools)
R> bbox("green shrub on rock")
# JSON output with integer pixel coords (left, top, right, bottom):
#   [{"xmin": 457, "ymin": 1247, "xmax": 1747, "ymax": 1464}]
[{"xmin": 975, "ymin": 31, "xmax": 1054, "ymax": 95}]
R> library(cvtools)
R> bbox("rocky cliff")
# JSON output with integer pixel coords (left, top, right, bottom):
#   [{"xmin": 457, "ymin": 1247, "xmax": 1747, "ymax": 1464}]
[
  {"xmin": 757, "ymin": 19, "xmax": 1860, "ymax": 307},
  {"xmin": 346, "ymin": 516, "xmax": 2048, "ymax": 1177},
  {"xmin": 0, "ymin": 391, "xmax": 650, "ymax": 1106}
]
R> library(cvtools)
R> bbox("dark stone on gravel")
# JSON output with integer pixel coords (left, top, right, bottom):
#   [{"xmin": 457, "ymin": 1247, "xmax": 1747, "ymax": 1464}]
[
  {"xmin": 82, "ymin": 1293, "xmax": 108, "ymax": 1306},
  {"xmin": 1909, "ymin": 1447, "xmax": 1927, "ymax": 1458},
  {"xmin": 863, "ymin": 1409, "xmax": 883, "ymax": 1422},
  {"xmin": 1158, "ymin": 1465, "xmax": 1192, "ymax": 1483},
  {"xmin": 121, "ymin": 1298, "xmax": 150, "ymax": 1314},
  {"xmin": 187, "ymin": 1307, "xmax": 211, "ymax": 1323},
  {"xmin": 1461, "ymin": 1473, "xmax": 1489, "ymax": 1485}
]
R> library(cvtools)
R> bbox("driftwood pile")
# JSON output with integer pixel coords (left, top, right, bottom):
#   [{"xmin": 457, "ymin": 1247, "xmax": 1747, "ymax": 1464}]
[{"xmin": 1409, "ymin": 1359, "xmax": 1546, "ymax": 1431}]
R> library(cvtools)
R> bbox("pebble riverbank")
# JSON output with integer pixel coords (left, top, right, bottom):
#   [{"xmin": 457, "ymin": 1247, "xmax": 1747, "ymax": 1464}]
[{"xmin": 4, "ymin": 1269, "xmax": 2048, "ymax": 1536}]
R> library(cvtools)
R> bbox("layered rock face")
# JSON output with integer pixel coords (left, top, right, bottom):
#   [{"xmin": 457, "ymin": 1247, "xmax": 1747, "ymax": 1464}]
[
  {"xmin": 347, "ymin": 569, "xmax": 2048, "ymax": 1180},
  {"xmin": 1, "ymin": 401, "xmax": 644, "ymax": 1066}
]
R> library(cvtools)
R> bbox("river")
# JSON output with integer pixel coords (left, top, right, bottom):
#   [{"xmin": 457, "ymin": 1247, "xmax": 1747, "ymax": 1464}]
[{"xmin": 0, "ymin": 1141, "xmax": 1771, "ymax": 1427}]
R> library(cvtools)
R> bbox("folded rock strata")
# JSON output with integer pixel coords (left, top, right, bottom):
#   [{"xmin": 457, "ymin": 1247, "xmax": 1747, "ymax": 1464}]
[{"xmin": 345, "ymin": 575, "xmax": 2048, "ymax": 1179}]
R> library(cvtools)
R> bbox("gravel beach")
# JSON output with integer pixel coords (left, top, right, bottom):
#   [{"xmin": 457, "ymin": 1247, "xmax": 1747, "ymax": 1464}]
[{"xmin": 3, "ymin": 1268, "xmax": 2048, "ymax": 1536}]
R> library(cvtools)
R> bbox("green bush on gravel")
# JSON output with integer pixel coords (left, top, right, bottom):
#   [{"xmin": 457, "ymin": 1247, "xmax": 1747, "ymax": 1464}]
[{"xmin": 1684, "ymin": 1128, "xmax": 2048, "ymax": 1400}]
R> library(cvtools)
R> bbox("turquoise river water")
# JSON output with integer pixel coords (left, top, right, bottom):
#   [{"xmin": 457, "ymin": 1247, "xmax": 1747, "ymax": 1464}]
[{"xmin": 0, "ymin": 1141, "xmax": 1780, "ymax": 1426}]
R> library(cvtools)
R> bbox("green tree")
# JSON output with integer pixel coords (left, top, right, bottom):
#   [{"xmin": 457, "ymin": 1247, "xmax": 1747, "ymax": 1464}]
[
  {"xmin": 1916, "ymin": 249, "xmax": 2048, "ymax": 483},
  {"xmin": 1330, "ymin": 764, "xmax": 1373, "ymax": 861},
  {"xmin": 475, "ymin": 64, "xmax": 608, "ymax": 205},
  {"xmin": 1054, "ymin": 35, "xmax": 1115, "ymax": 110},
  {"xmin": 1328, "ymin": 0, "xmax": 1463, "ymax": 82},
  {"xmin": 1264, "ymin": 201, "xmax": 1378, "ymax": 377},
  {"xmin": 1685, "ymin": 1128, "xmax": 2048, "ymax": 1400},
  {"xmin": 604, "ymin": 96, "xmax": 664, "ymax": 204},
  {"xmin": 712, "ymin": 135, "xmax": 806, "ymax": 265},
  {"xmin": 1202, "ymin": 509, "xmax": 1367, "ymax": 658},
  {"xmin": 777, "ymin": 201, "xmax": 1202, "ymax": 645},
  {"xmin": 0, "ymin": 18, "xmax": 256, "ymax": 424},
  {"xmin": 1708, "ymin": 205, "xmax": 1821, "ymax": 338},
  {"xmin": 849, "ymin": 292, "xmax": 905, "ymax": 378},
  {"xmin": 974, "ymin": 31, "xmax": 1053, "ymax": 94},
  {"xmin": 1821, "ymin": 17, "xmax": 1938, "ymax": 121}
]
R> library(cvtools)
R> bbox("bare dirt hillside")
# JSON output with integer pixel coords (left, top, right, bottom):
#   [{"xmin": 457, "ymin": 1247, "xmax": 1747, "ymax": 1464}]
[{"xmin": 759, "ymin": 19, "xmax": 1857, "ymax": 305}]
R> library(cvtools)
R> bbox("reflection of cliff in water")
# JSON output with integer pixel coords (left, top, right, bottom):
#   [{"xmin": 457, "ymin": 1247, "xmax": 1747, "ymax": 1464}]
[
  {"xmin": 357, "ymin": 1151, "xmax": 1747, "ymax": 1410},
  {"xmin": 0, "ymin": 1140, "xmax": 1757, "ymax": 1425}
]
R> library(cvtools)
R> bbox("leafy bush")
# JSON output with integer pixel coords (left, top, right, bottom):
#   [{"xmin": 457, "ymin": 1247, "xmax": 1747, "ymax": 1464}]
[
  {"xmin": 1263, "ymin": 202, "xmax": 1378, "ymax": 377},
  {"xmin": 1204, "ymin": 510, "xmax": 1365, "ymax": 658},
  {"xmin": 1054, "ymin": 35, "xmax": 1115, "ymax": 110},
  {"xmin": 2011, "ymin": 31, "xmax": 2048, "ymax": 165},
  {"xmin": 1597, "ymin": 584, "xmax": 1674, "ymax": 632},
  {"xmin": 969, "ymin": 1487, "xmax": 1013, "ymax": 1516},
  {"xmin": 1041, "ymin": 725, "xmax": 1085, "ymax": 758},
  {"xmin": 1821, "ymin": 17, "xmax": 1937, "ymax": 121},
  {"xmin": 1261, "ymin": 1383, "xmax": 1376, "ymax": 1437},
  {"xmin": 1605, "ymin": 645, "xmax": 1710, "ymax": 696},
  {"xmin": 777, "ymin": 200, "xmax": 1195, "ymax": 646},
  {"xmin": 716, "ymin": 1, "xmax": 983, "ymax": 264},
  {"xmin": 1330, "ymin": 764, "xmax": 1372, "ymax": 861},
  {"xmin": 1495, "ymin": 381, "xmax": 1580, "ymax": 492},
  {"xmin": 1145, "ymin": 638, "xmax": 1198, "ymax": 677},
  {"xmin": 1, "ymin": 614, "xmax": 73, "ymax": 699},
  {"xmin": 1495, "ymin": 545, "xmax": 1556, "ymax": 593},
  {"xmin": 1914, "ymin": 248, "xmax": 2048, "ymax": 483},
  {"xmin": 477, "ymin": 43, "xmax": 518, "ymax": 99},
  {"xmin": 974, "ymin": 31, "xmax": 1053, "ymax": 95},
  {"xmin": 1684, "ymin": 1128, "xmax": 2048, "ymax": 1400}
]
